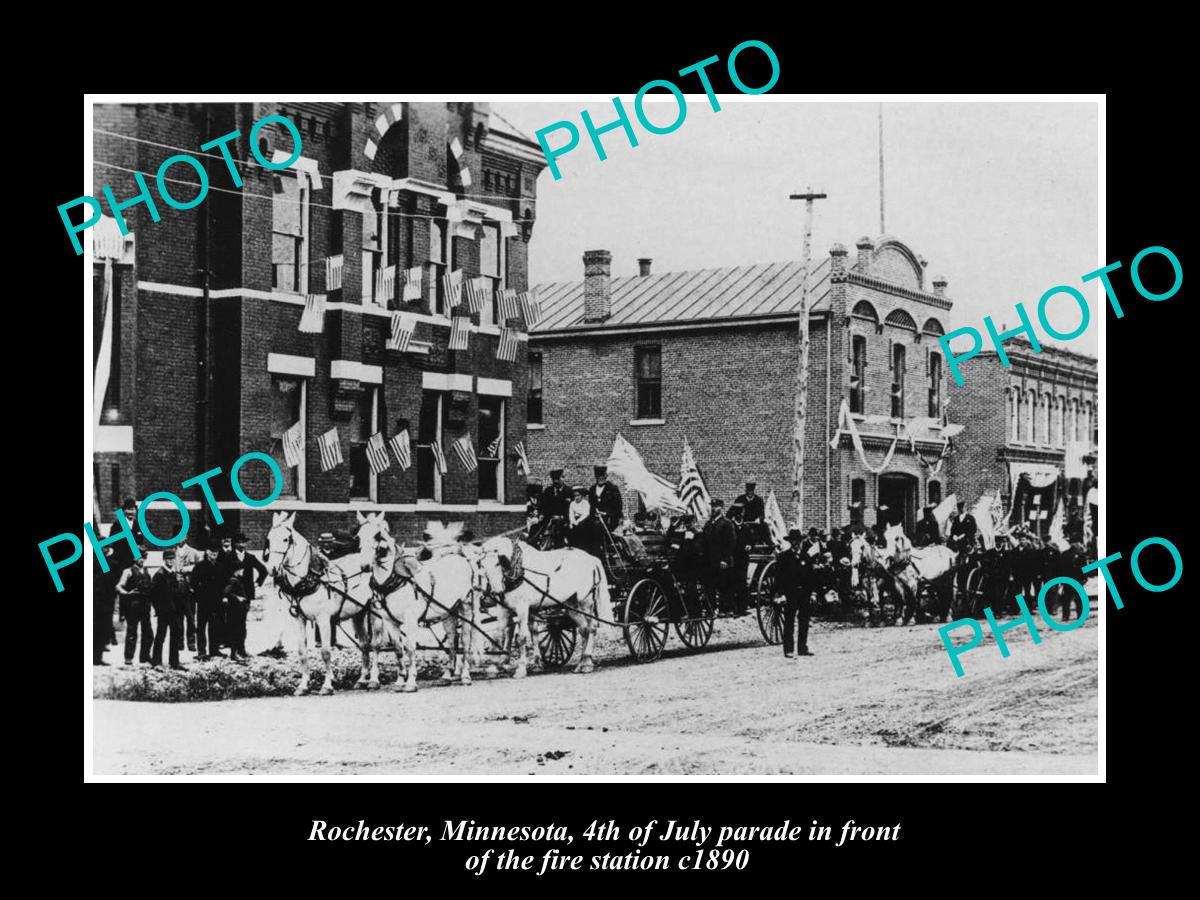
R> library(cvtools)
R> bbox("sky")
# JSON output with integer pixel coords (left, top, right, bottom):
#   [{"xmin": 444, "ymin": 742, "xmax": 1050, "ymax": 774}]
[{"xmin": 496, "ymin": 100, "xmax": 1099, "ymax": 353}]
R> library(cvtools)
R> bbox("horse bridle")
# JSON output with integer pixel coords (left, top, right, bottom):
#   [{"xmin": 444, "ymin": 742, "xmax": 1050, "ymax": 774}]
[{"xmin": 274, "ymin": 527, "xmax": 372, "ymax": 623}]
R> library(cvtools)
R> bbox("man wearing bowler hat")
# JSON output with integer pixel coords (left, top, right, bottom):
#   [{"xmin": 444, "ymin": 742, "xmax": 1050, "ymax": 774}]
[
  {"xmin": 775, "ymin": 529, "xmax": 814, "ymax": 658},
  {"xmin": 589, "ymin": 465, "xmax": 623, "ymax": 533},
  {"xmin": 534, "ymin": 468, "xmax": 572, "ymax": 548}
]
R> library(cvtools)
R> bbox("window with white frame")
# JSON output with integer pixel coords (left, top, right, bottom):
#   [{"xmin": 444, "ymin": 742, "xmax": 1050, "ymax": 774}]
[
  {"xmin": 269, "ymin": 375, "xmax": 306, "ymax": 499},
  {"xmin": 430, "ymin": 218, "xmax": 448, "ymax": 317},
  {"xmin": 1008, "ymin": 389, "xmax": 1019, "ymax": 443},
  {"xmin": 349, "ymin": 387, "xmax": 379, "ymax": 501},
  {"xmin": 478, "ymin": 221, "xmax": 504, "ymax": 326},
  {"xmin": 1055, "ymin": 395, "xmax": 1066, "ymax": 448},
  {"xmin": 1022, "ymin": 390, "xmax": 1035, "ymax": 443},
  {"xmin": 477, "ymin": 396, "xmax": 505, "ymax": 502},
  {"xmin": 363, "ymin": 188, "xmax": 388, "ymax": 307},
  {"xmin": 272, "ymin": 172, "xmax": 309, "ymax": 293},
  {"xmin": 417, "ymin": 390, "xmax": 444, "ymax": 502}
]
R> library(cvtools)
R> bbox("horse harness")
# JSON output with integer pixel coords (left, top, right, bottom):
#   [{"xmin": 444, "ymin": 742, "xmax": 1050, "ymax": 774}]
[{"xmin": 275, "ymin": 537, "xmax": 374, "ymax": 624}]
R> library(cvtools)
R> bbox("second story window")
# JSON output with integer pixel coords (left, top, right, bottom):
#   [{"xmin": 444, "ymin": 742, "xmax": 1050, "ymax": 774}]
[
  {"xmin": 850, "ymin": 335, "xmax": 867, "ymax": 415},
  {"xmin": 430, "ymin": 218, "xmax": 448, "ymax": 316},
  {"xmin": 528, "ymin": 352, "xmax": 544, "ymax": 425},
  {"xmin": 272, "ymin": 172, "xmax": 308, "ymax": 293},
  {"xmin": 890, "ymin": 343, "xmax": 906, "ymax": 419},
  {"xmin": 363, "ymin": 189, "xmax": 388, "ymax": 306},
  {"xmin": 927, "ymin": 351, "xmax": 942, "ymax": 419},
  {"xmin": 635, "ymin": 345, "xmax": 662, "ymax": 419},
  {"xmin": 478, "ymin": 221, "xmax": 503, "ymax": 326}
]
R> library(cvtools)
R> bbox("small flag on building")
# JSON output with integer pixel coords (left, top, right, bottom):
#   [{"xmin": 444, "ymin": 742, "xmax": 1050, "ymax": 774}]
[
  {"xmin": 463, "ymin": 277, "xmax": 486, "ymax": 315},
  {"xmin": 496, "ymin": 289, "xmax": 520, "ymax": 322},
  {"xmin": 517, "ymin": 290, "xmax": 542, "ymax": 326},
  {"xmin": 325, "ymin": 255, "xmax": 343, "ymax": 291},
  {"xmin": 513, "ymin": 441, "xmax": 529, "ymax": 476},
  {"xmin": 496, "ymin": 326, "xmax": 520, "ymax": 362},
  {"xmin": 483, "ymin": 435, "xmax": 501, "ymax": 458},
  {"xmin": 317, "ymin": 428, "xmax": 343, "ymax": 472},
  {"xmin": 283, "ymin": 421, "xmax": 305, "ymax": 468},
  {"xmin": 387, "ymin": 312, "xmax": 416, "ymax": 352},
  {"xmin": 449, "ymin": 315, "xmax": 471, "ymax": 351},
  {"xmin": 442, "ymin": 269, "xmax": 463, "ymax": 308},
  {"xmin": 403, "ymin": 266, "xmax": 423, "ymax": 302},
  {"xmin": 451, "ymin": 435, "xmax": 477, "ymax": 473},
  {"xmin": 388, "ymin": 428, "xmax": 412, "ymax": 471},
  {"xmin": 678, "ymin": 437, "xmax": 712, "ymax": 520},
  {"xmin": 373, "ymin": 264, "xmax": 396, "ymax": 304},
  {"xmin": 430, "ymin": 440, "xmax": 448, "ymax": 475},
  {"xmin": 366, "ymin": 432, "xmax": 391, "ymax": 475},
  {"xmin": 298, "ymin": 293, "xmax": 326, "ymax": 333}
]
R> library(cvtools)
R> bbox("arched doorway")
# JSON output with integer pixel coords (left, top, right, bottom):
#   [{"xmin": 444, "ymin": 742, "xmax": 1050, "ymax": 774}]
[{"xmin": 878, "ymin": 472, "xmax": 918, "ymax": 536}]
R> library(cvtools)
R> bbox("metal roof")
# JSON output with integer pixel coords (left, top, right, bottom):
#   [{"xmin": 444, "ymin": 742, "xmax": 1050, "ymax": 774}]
[{"xmin": 531, "ymin": 258, "xmax": 832, "ymax": 333}]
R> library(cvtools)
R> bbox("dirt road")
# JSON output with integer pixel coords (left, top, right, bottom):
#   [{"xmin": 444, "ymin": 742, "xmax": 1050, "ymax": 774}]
[{"xmin": 92, "ymin": 612, "xmax": 1098, "ymax": 777}]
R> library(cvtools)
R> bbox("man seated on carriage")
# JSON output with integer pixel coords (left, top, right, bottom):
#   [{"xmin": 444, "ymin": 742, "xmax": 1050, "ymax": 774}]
[
  {"xmin": 729, "ymin": 481, "xmax": 769, "ymax": 548},
  {"xmin": 915, "ymin": 504, "xmax": 942, "ymax": 547},
  {"xmin": 589, "ymin": 465, "xmax": 624, "ymax": 533},
  {"xmin": 566, "ymin": 485, "xmax": 600, "ymax": 559},
  {"xmin": 946, "ymin": 502, "xmax": 979, "ymax": 593},
  {"xmin": 532, "ymin": 468, "xmax": 571, "ymax": 549}
]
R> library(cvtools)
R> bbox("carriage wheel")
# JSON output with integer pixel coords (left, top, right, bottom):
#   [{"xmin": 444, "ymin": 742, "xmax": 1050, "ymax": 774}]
[
  {"xmin": 674, "ymin": 582, "xmax": 715, "ymax": 649},
  {"xmin": 623, "ymin": 579, "xmax": 670, "ymax": 662},
  {"xmin": 534, "ymin": 613, "xmax": 577, "ymax": 669},
  {"xmin": 754, "ymin": 561, "xmax": 784, "ymax": 645}
]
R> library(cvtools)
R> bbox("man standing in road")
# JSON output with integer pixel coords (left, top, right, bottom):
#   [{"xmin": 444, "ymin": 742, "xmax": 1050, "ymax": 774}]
[
  {"xmin": 775, "ymin": 529, "xmax": 813, "ymax": 658},
  {"xmin": 114, "ymin": 541, "xmax": 154, "ymax": 667},
  {"xmin": 703, "ymin": 499, "xmax": 740, "ymax": 615},
  {"xmin": 149, "ymin": 546, "xmax": 188, "ymax": 670}
]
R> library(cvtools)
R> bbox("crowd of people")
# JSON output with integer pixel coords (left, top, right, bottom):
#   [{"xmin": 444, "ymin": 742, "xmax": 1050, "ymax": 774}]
[{"xmin": 93, "ymin": 498, "xmax": 268, "ymax": 668}]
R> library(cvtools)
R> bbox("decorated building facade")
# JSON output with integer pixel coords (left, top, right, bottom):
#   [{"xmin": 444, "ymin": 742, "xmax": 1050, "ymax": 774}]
[{"xmin": 91, "ymin": 102, "xmax": 545, "ymax": 545}]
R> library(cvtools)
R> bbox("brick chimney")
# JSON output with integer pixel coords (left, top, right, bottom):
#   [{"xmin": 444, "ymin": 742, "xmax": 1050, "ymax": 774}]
[
  {"xmin": 829, "ymin": 243, "xmax": 848, "ymax": 278},
  {"xmin": 932, "ymin": 275, "xmax": 948, "ymax": 297},
  {"xmin": 855, "ymin": 236, "xmax": 874, "ymax": 272},
  {"xmin": 638, "ymin": 258, "xmax": 653, "ymax": 277},
  {"xmin": 583, "ymin": 249, "xmax": 613, "ymax": 322}
]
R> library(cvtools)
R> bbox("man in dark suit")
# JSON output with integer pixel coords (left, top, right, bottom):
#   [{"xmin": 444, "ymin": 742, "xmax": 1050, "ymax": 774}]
[
  {"xmin": 729, "ymin": 481, "xmax": 768, "ymax": 549},
  {"xmin": 190, "ymin": 538, "xmax": 226, "ymax": 660},
  {"xmin": 149, "ymin": 546, "xmax": 188, "ymax": 670},
  {"xmin": 534, "ymin": 468, "xmax": 572, "ymax": 547},
  {"xmin": 589, "ymin": 465, "xmax": 623, "ymax": 532},
  {"xmin": 219, "ymin": 532, "xmax": 268, "ymax": 659},
  {"xmin": 702, "ymin": 499, "xmax": 739, "ymax": 614},
  {"xmin": 775, "ymin": 529, "xmax": 813, "ymax": 658},
  {"xmin": 915, "ymin": 505, "xmax": 942, "ymax": 547},
  {"xmin": 114, "ymin": 542, "xmax": 154, "ymax": 666}
]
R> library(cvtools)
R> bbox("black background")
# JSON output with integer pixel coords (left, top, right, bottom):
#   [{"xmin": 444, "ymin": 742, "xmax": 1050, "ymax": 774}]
[{"xmin": 23, "ymin": 22, "xmax": 1184, "ymax": 884}]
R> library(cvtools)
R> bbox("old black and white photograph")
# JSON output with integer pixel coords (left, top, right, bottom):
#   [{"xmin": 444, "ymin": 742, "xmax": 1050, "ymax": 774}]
[{"xmin": 81, "ymin": 97, "xmax": 1101, "ymax": 779}]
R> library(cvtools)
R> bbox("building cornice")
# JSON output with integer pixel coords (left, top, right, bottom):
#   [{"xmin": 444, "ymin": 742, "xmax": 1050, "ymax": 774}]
[
  {"xmin": 530, "ymin": 309, "xmax": 832, "ymax": 341},
  {"xmin": 842, "ymin": 272, "xmax": 954, "ymax": 311}
]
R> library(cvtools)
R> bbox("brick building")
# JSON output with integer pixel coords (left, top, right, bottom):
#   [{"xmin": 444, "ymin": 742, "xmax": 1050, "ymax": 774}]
[
  {"xmin": 92, "ymin": 102, "xmax": 545, "ymax": 545},
  {"xmin": 525, "ymin": 236, "xmax": 1098, "ymax": 536}
]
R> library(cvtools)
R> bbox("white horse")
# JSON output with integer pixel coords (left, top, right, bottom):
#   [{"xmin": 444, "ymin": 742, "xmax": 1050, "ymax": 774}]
[
  {"xmin": 366, "ymin": 523, "xmax": 480, "ymax": 693},
  {"xmin": 880, "ymin": 524, "xmax": 960, "ymax": 623},
  {"xmin": 476, "ymin": 536, "xmax": 611, "ymax": 678},
  {"xmin": 264, "ymin": 511, "xmax": 380, "ymax": 696}
]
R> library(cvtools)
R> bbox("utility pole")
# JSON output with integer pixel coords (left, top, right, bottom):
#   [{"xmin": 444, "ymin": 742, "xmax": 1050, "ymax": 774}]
[
  {"xmin": 878, "ymin": 103, "xmax": 886, "ymax": 234},
  {"xmin": 788, "ymin": 188, "xmax": 827, "ymax": 528}
]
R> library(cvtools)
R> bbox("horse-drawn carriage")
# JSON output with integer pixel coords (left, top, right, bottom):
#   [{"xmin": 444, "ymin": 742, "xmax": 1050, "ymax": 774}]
[{"xmin": 524, "ymin": 515, "xmax": 783, "ymax": 664}]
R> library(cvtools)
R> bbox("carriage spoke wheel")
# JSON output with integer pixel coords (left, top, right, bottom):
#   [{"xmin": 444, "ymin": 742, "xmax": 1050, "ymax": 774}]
[
  {"xmin": 674, "ymin": 582, "xmax": 715, "ymax": 649},
  {"xmin": 623, "ymin": 579, "xmax": 670, "ymax": 662},
  {"xmin": 534, "ymin": 613, "xmax": 577, "ymax": 669},
  {"xmin": 754, "ymin": 562, "xmax": 784, "ymax": 645}
]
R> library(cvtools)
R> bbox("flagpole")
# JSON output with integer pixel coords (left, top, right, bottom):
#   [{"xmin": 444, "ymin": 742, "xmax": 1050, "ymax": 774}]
[{"xmin": 788, "ymin": 188, "xmax": 827, "ymax": 529}]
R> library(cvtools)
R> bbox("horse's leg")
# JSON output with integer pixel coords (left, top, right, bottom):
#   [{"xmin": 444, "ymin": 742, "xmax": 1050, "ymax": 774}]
[
  {"xmin": 378, "ymin": 612, "xmax": 407, "ymax": 693},
  {"xmin": 400, "ymin": 606, "xmax": 419, "ymax": 693},
  {"xmin": 354, "ymin": 612, "xmax": 371, "ymax": 689},
  {"xmin": 459, "ymin": 594, "xmax": 474, "ymax": 686},
  {"xmin": 512, "ymin": 601, "xmax": 531, "ymax": 679},
  {"xmin": 574, "ymin": 611, "xmax": 596, "ymax": 674},
  {"xmin": 293, "ymin": 613, "xmax": 311, "ymax": 696},
  {"xmin": 368, "ymin": 615, "xmax": 381, "ymax": 689}
]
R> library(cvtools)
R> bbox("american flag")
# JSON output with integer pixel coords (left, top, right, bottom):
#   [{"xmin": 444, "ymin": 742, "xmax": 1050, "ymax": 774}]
[
  {"xmin": 387, "ymin": 312, "xmax": 416, "ymax": 352},
  {"xmin": 366, "ymin": 432, "xmax": 390, "ymax": 475},
  {"xmin": 388, "ymin": 428, "xmax": 412, "ymax": 471},
  {"xmin": 429, "ymin": 440, "xmax": 448, "ymax": 475},
  {"xmin": 298, "ymin": 293, "xmax": 326, "ymax": 333},
  {"xmin": 373, "ymin": 264, "xmax": 396, "ymax": 304},
  {"xmin": 517, "ymin": 291, "xmax": 542, "ymax": 326},
  {"xmin": 403, "ymin": 265, "xmax": 423, "ymax": 302},
  {"xmin": 282, "ymin": 421, "xmax": 305, "ymax": 468},
  {"xmin": 325, "ymin": 255, "xmax": 343, "ymax": 291},
  {"xmin": 317, "ymin": 428, "xmax": 343, "ymax": 472},
  {"xmin": 463, "ymin": 277, "xmax": 487, "ymax": 315},
  {"xmin": 496, "ymin": 288, "xmax": 520, "ymax": 322},
  {"xmin": 442, "ymin": 269, "xmax": 463, "ymax": 308},
  {"xmin": 678, "ymin": 438, "xmax": 712, "ymax": 519},
  {"xmin": 496, "ymin": 326, "xmax": 520, "ymax": 362},
  {"xmin": 483, "ymin": 435, "xmax": 501, "ymax": 458},
  {"xmin": 451, "ymin": 435, "xmax": 477, "ymax": 473},
  {"xmin": 512, "ymin": 441, "xmax": 529, "ymax": 476},
  {"xmin": 449, "ymin": 315, "xmax": 471, "ymax": 351}
]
